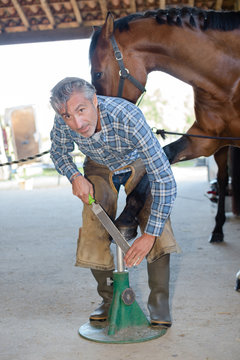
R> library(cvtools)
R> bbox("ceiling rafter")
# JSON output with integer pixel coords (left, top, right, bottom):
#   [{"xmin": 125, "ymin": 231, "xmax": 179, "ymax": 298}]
[
  {"xmin": 129, "ymin": 0, "xmax": 136, "ymax": 13},
  {"xmin": 236, "ymin": 0, "xmax": 240, "ymax": 10},
  {"xmin": 216, "ymin": 0, "xmax": 224, "ymax": 10},
  {"xmin": 99, "ymin": 0, "xmax": 108, "ymax": 21},
  {"xmin": 40, "ymin": 0, "xmax": 55, "ymax": 29},
  {"xmin": 188, "ymin": 0, "xmax": 195, "ymax": 7},
  {"xmin": 70, "ymin": 0, "xmax": 82, "ymax": 24},
  {"xmin": 11, "ymin": 0, "xmax": 30, "ymax": 30},
  {"xmin": 158, "ymin": 0, "xmax": 166, "ymax": 10},
  {"xmin": 1, "ymin": 1, "xmax": 238, "ymax": 45}
]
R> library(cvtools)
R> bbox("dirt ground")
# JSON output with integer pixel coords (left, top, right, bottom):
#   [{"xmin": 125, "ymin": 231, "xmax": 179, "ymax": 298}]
[{"xmin": 0, "ymin": 166, "xmax": 239, "ymax": 360}]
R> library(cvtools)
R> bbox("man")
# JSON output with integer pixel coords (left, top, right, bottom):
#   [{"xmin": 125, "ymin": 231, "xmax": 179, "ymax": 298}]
[{"xmin": 50, "ymin": 77, "xmax": 179, "ymax": 327}]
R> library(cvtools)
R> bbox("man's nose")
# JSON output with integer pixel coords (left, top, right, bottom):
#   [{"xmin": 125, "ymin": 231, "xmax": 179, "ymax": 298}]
[{"xmin": 74, "ymin": 115, "xmax": 83, "ymax": 129}]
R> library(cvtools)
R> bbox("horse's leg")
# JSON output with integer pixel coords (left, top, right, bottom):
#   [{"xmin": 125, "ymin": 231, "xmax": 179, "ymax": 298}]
[
  {"xmin": 229, "ymin": 147, "xmax": 240, "ymax": 292},
  {"xmin": 163, "ymin": 123, "xmax": 223, "ymax": 164},
  {"xmin": 209, "ymin": 147, "xmax": 229, "ymax": 243},
  {"xmin": 114, "ymin": 173, "xmax": 150, "ymax": 240},
  {"xmin": 236, "ymin": 270, "xmax": 240, "ymax": 292},
  {"xmin": 163, "ymin": 136, "xmax": 189, "ymax": 164},
  {"xmin": 230, "ymin": 146, "xmax": 240, "ymax": 215}
]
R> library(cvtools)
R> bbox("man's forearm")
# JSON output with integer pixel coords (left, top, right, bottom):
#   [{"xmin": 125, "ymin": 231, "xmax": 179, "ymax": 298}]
[{"xmin": 50, "ymin": 150, "xmax": 80, "ymax": 182}]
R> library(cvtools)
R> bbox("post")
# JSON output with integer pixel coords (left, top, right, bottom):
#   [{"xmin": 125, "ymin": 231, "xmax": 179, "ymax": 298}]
[{"xmin": 116, "ymin": 245, "xmax": 125, "ymax": 272}]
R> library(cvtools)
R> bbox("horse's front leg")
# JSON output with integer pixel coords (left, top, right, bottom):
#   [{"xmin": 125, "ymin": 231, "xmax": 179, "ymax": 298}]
[
  {"xmin": 163, "ymin": 123, "xmax": 222, "ymax": 164},
  {"xmin": 114, "ymin": 174, "xmax": 150, "ymax": 240},
  {"xmin": 209, "ymin": 147, "xmax": 229, "ymax": 243}
]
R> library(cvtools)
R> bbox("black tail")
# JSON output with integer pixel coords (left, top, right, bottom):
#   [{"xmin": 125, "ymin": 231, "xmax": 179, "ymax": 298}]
[{"xmin": 230, "ymin": 146, "xmax": 240, "ymax": 215}]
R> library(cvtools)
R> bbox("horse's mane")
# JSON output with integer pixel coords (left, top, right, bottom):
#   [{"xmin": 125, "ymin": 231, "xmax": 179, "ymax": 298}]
[
  {"xmin": 89, "ymin": 7, "xmax": 240, "ymax": 59},
  {"xmin": 114, "ymin": 7, "xmax": 240, "ymax": 31}
]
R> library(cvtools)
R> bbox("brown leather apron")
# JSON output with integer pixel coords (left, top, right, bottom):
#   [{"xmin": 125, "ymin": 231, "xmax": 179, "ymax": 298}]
[{"xmin": 75, "ymin": 157, "xmax": 180, "ymax": 270}]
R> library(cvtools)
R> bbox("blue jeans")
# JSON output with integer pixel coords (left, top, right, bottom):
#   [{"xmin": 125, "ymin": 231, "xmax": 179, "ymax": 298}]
[{"xmin": 112, "ymin": 171, "xmax": 131, "ymax": 193}]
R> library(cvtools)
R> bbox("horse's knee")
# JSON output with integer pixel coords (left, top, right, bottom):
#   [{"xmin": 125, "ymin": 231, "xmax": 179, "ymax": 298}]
[{"xmin": 163, "ymin": 137, "xmax": 189, "ymax": 164}]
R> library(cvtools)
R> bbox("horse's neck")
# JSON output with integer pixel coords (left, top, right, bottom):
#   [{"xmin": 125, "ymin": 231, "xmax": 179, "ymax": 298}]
[
  {"xmin": 127, "ymin": 21, "xmax": 238, "ymax": 92},
  {"xmin": 146, "ymin": 33, "xmax": 204, "ymax": 83}
]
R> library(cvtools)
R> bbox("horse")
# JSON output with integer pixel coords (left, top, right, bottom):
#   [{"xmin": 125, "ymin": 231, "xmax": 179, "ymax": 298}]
[
  {"xmin": 89, "ymin": 7, "xmax": 240, "ymax": 243},
  {"xmin": 210, "ymin": 145, "xmax": 240, "ymax": 242}
]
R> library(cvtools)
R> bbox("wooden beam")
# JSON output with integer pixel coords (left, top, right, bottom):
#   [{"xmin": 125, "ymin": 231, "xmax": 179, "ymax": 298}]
[
  {"xmin": 84, "ymin": 20, "xmax": 104, "ymax": 27},
  {"xmin": 40, "ymin": 0, "xmax": 55, "ymax": 29},
  {"xmin": 11, "ymin": 0, "xmax": 30, "ymax": 30},
  {"xmin": 187, "ymin": 0, "xmax": 195, "ymax": 7},
  {"xmin": 0, "ymin": 26, "xmax": 93, "ymax": 45},
  {"xmin": 215, "ymin": 0, "xmax": 223, "ymax": 10},
  {"xmin": 99, "ymin": 0, "xmax": 108, "ymax": 20},
  {"xmin": 70, "ymin": 0, "xmax": 82, "ymax": 24},
  {"xmin": 235, "ymin": 0, "xmax": 240, "ymax": 10},
  {"xmin": 130, "ymin": 0, "xmax": 136, "ymax": 13},
  {"xmin": 158, "ymin": 0, "xmax": 166, "ymax": 10}
]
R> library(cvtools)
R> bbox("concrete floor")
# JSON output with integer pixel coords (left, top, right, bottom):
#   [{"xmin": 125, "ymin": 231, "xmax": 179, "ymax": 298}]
[{"xmin": 0, "ymin": 166, "xmax": 239, "ymax": 360}]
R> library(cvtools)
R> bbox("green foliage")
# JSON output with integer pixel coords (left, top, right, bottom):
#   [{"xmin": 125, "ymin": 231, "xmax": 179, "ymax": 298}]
[
  {"xmin": 139, "ymin": 87, "xmax": 195, "ymax": 133},
  {"xmin": 139, "ymin": 89, "xmax": 167, "ymax": 129}
]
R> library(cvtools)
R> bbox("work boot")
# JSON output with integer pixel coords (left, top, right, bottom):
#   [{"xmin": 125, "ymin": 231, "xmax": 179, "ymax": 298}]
[
  {"xmin": 89, "ymin": 269, "xmax": 113, "ymax": 321},
  {"xmin": 114, "ymin": 174, "xmax": 150, "ymax": 240},
  {"xmin": 147, "ymin": 254, "xmax": 172, "ymax": 328}
]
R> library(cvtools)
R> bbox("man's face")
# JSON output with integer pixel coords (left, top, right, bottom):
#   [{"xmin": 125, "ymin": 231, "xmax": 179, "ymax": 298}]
[{"xmin": 60, "ymin": 91, "xmax": 99, "ymax": 137}]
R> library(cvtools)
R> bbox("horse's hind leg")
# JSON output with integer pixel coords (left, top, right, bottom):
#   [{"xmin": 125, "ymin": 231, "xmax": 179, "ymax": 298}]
[
  {"xmin": 209, "ymin": 147, "xmax": 229, "ymax": 243},
  {"xmin": 230, "ymin": 147, "xmax": 240, "ymax": 292},
  {"xmin": 235, "ymin": 270, "xmax": 240, "ymax": 291},
  {"xmin": 230, "ymin": 146, "xmax": 240, "ymax": 215}
]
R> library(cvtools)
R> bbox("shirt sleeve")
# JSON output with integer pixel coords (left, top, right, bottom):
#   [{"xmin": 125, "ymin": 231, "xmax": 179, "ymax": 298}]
[
  {"xmin": 125, "ymin": 108, "xmax": 177, "ymax": 237},
  {"xmin": 50, "ymin": 115, "xmax": 81, "ymax": 182}
]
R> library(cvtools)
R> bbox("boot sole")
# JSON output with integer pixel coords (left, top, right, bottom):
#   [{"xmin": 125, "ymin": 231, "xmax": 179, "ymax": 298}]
[
  {"xmin": 150, "ymin": 320, "xmax": 172, "ymax": 328},
  {"xmin": 89, "ymin": 315, "xmax": 108, "ymax": 322}
]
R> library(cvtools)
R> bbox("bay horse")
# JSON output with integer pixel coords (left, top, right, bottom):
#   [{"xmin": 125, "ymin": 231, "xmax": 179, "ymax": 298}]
[{"xmin": 89, "ymin": 7, "xmax": 240, "ymax": 243}]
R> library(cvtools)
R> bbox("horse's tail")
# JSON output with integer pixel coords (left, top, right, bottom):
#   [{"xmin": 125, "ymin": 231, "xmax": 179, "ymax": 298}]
[{"xmin": 230, "ymin": 146, "xmax": 240, "ymax": 215}]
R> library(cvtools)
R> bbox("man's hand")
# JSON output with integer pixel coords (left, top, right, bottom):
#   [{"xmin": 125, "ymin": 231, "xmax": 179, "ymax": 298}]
[
  {"xmin": 72, "ymin": 175, "xmax": 94, "ymax": 204},
  {"xmin": 124, "ymin": 233, "xmax": 155, "ymax": 268}
]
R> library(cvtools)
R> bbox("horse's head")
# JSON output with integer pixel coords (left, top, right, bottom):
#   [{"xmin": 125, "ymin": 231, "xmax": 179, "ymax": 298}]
[{"xmin": 89, "ymin": 12, "xmax": 147, "ymax": 104}]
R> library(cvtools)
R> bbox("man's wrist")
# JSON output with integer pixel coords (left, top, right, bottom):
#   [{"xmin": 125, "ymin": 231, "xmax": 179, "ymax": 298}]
[
  {"xmin": 143, "ymin": 233, "xmax": 155, "ymax": 241},
  {"xmin": 70, "ymin": 172, "xmax": 82, "ymax": 183}
]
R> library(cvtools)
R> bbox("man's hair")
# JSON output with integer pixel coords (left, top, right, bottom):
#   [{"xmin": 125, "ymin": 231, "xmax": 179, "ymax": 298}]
[{"xmin": 50, "ymin": 77, "xmax": 96, "ymax": 113}]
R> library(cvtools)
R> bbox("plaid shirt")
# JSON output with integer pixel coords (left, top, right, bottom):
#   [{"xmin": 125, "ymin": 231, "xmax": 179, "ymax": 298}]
[{"xmin": 50, "ymin": 95, "xmax": 177, "ymax": 236}]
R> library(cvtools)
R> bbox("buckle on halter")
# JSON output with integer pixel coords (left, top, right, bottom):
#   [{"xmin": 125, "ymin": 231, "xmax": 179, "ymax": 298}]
[
  {"xmin": 119, "ymin": 68, "xmax": 129, "ymax": 78},
  {"xmin": 115, "ymin": 50, "xmax": 123, "ymax": 61}
]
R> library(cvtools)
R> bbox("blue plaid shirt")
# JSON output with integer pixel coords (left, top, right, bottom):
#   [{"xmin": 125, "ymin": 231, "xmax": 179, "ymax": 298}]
[{"xmin": 50, "ymin": 95, "xmax": 177, "ymax": 236}]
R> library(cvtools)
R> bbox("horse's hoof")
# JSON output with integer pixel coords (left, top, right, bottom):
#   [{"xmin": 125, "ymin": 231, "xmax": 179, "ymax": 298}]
[
  {"xmin": 235, "ymin": 271, "xmax": 240, "ymax": 292},
  {"xmin": 113, "ymin": 218, "xmax": 138, "ymax": 241},
  {"xmin": 115, "ymin": 224, "xmax": 138, "ymax": 241},
  {"xmin": 209, "ymin": 233, "xmax": 224, "ymax": 243}
]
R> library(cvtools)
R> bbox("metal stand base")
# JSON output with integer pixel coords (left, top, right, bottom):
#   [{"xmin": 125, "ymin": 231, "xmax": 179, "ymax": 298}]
[
  {"xmin": 79, "ymin": 320, "xmax": 166, "ymax": 344},
  {"xmin": 79, "ymin": 269, "xmax": 167, "ymax": 343}
]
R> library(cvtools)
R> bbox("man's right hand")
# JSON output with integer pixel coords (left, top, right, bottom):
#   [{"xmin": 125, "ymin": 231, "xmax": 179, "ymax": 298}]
[{"xmin": 72, "ymin": 175, "xmax": 94, "ymax": 204}]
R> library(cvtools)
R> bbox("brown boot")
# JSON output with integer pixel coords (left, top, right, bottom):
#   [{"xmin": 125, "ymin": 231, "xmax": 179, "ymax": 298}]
[
  {"xmin": 147, "ymin": 254, "xmax": 172, "ymax": 328},
  {"xmin": 89, "ymin": 269, "xmax": 113, "ymax": 321}
]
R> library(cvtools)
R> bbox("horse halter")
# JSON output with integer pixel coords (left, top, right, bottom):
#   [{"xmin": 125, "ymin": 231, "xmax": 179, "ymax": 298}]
[{"xmin": 110, "ymin": 35, "xmax": 146, "ymax": 102}]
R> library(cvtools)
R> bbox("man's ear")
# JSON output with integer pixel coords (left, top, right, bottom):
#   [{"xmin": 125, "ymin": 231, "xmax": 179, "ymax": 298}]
[{"xmin": 93, "ymin": 93, "xmax": 98, "ymax": 108}]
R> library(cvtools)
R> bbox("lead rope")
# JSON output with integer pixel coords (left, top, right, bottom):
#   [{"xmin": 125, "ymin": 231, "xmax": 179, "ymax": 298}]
[
  {"xmin": 0, "ymin": 150, "xmax": 50, "ymax": 167},
  {"xmin": 154, "ymin": 128, "xmax": 240, "ymax": 141},
  {"xmin": 136, "ymin": 90, "xmax": 146, "ymax": 107}
]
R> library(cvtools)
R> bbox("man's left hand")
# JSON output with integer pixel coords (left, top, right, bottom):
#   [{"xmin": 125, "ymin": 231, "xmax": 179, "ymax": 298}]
[{"xmin": 124, "ymin": 233, "xmax": 155, "ymax": 268}]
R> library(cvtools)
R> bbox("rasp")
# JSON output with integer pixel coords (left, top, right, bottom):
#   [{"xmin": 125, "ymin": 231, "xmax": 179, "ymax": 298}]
[{"xmin": 89, "ymin": 195, "xmax": 130, "ymax": 254}]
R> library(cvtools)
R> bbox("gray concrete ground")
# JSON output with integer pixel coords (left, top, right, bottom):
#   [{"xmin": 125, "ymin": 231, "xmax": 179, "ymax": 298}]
[{"xmin": 0, "ymin": 166, "xmax": 239, "ymax": 360}]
